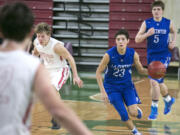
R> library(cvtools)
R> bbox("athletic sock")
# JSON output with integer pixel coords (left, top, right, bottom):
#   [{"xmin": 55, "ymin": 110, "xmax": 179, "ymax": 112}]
[
  {"xmin": 152, "ymin": 100, "xmax": 158, "ymax": 107},
  {"xmin": 163, "ymin": 94, "xmax": 171, "ymax": 102}
]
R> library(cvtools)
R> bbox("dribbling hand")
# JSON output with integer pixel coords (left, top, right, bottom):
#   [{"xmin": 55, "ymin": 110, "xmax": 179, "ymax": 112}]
[
  {"xmin": 101, "ymin": 92, "xmax": 109, "ymax": 104},
  {"xmin": 73, "ymin": 76, "xmax": 83, "ymax": 88}
]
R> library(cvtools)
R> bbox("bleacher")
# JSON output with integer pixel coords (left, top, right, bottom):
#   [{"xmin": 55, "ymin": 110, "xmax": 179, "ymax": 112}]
[{"xmin": 109, "ymin": 0, "xmax": 154, "ymax": 66}]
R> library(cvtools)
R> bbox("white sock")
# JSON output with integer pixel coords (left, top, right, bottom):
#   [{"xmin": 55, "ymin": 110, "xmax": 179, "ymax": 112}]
[
  {"xmin": 132, "ymin": 126, "xmax": 137, "ymax": 132},
  {"xmin": 164, "ymin": 95, "xmax": 171, "ymax": 102},
  {"xmin": 152, "ymin": 101, "xmax": 158, "ymax": 107}
]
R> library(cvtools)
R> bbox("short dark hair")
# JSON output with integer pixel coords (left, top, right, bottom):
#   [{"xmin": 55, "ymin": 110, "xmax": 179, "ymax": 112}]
[
  {"xmin": 0, "ymin": 2, "xmax": 34, "ymax": 42},
  {"xmin": 152, "ymin": 1, "xmax": 165, "ymax": 10},
  {"xmin": 114, "ymin": 29, "xmax": 129, "ymax": 39}
]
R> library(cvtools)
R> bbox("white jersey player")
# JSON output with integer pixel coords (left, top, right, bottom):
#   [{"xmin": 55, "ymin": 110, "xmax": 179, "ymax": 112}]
[
  {"xmin": 33, "ymin": 22, "xmax": 83, "ymax": 91},
  {"xmin": 33, "ymin": 22, "xmax": 83, "ymax": 129},
  {"xmin": 34, "ymin": 37, "xmax": 70, "ymax": 90},
  {"xmin": 0, "ymin": 2, "xmax": 92, "ymax": 135}
]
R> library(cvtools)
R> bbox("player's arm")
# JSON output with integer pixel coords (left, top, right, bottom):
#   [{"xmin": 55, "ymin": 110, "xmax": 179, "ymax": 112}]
[
  {"xmin": 96, "ymin": 53, "xmax": 109, "ymax": 103},
  {"xmin": 32, "ymin": 42, "xmax": 40, "ymax": 57},
  {"xmin": 33, "ymin": 64, "xmax": 93, "ymax": 135},
  {"xmin": 134, "ymin": 52, "xmax": 148, "ymax": 75},
  {"xmin": 169, "ymin": 21, "xmax": 177, "ymax": 50},
  {"xmin": 54, "ymin": 43, "xmax": 83, "ymax": 88},
  {"xmin": 135, "ymin": 21, "xmax": 155, "ymax": 43}
]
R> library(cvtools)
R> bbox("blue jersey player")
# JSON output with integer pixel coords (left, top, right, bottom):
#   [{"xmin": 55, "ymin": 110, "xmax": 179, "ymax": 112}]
[
  {"xmin": 96, "ymin": 29, "xmax": 147, "ymax": 135},
  {"xmin": 135, "ymin": 1, "xmax": 176, "ymax": 120}
]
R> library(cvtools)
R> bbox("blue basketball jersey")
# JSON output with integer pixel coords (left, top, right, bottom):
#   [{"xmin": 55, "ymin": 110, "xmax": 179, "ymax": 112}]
[
  {"xmin": 145, "ymin": 17, "xmax": 171, "ymax": 59},
  {"xmin": 104, "ymin": 46, "xmax": 135, "ymax": 88}
]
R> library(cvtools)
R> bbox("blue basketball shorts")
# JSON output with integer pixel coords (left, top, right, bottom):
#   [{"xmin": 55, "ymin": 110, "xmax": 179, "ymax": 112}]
[{"xmin": 104, "ymin": 84, "xmax": 141, "ymax": 121}]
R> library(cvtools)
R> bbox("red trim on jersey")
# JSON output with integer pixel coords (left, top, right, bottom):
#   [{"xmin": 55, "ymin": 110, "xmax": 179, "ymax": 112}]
[
  {"xmin": 66, "ymin": 67, "xmax": 69, "ymax": 76},
  {"xmin": 23, "ymin": 101, "xmax": 32, "ymax": 125},
  {"xmin": 58, "ymin": 67, "xmax": 65, "ymax": 87},
  {"xmin": 60, "ymin": 67, "xmax": 68, "ymax": 88}
]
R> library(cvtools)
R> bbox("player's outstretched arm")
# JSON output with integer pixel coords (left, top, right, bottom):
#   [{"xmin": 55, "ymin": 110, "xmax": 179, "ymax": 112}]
[
  {"xmin": 96, "ymin": 53, "xmax": 109, "ymax": 103},
  {"xmin": 54, "ymin": 43, "xmax": 83, "ymax": 88},
  {"xmin": 134, "ymin": 52, "xmax": 148, "ymax": 75},
  {"xmin": 33, "ymin": 64, "xmax": 92, "ymax": 135},
  {"xmin": 169, "ymin": 21, "xmax": 177, "ymax": 50},
  {"xmin": 135, "ymin": 21, "xmax": 154, "ymax": 43}
]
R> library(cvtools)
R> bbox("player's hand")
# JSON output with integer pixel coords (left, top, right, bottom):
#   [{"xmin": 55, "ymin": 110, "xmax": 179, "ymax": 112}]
[
  {"xmin": 101, "ymin": 92, "xmax": 109, "ymax": 104},
  {"xmin": 168, "ymin": 41, "xmax": 175, "ymax": 50},
  {"xmin": 73, "ymin": 76, "xmax": 83, "ymax": 88},
  {"xmin": 146, "ymin": 27, "xmax": 155, "ymax": 37}
]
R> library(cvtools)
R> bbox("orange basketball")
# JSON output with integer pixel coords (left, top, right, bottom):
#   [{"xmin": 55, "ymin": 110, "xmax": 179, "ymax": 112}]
[{"xmin": 148, "ymin": 61, "xmax": 166, "ymax": 79}]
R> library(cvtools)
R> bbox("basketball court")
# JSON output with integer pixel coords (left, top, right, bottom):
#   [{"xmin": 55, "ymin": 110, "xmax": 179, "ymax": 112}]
[{"xmin": 31, "ymin": 73, "xmax": 180, "ymax": 135}]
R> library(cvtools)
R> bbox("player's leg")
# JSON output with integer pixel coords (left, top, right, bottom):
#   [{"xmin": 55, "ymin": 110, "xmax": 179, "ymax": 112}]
[
  {"xmin": 50, "ymin": 67, "xmax": 70, "ymax": 129},
  {"xmin": 160, "ymin": 83, "xmax": 175, "ymax": 115},
  {"xmin": 159, "ymin": 56, "xmax": 175, "ymax": 115},
  {"xmin": 51, "ymin": 66, "xmax": 70, "ymax": 91},
  {"xmin": 128, "ymin": 104, "xmax": 142, "ymax": 119},
  {"xmin": 123, "ymin": 85, "xmax": 142, "ymax": 119},
  {"xmin": 147, "ymin": 56, "xmax": 161, "ymax": 120},
  {"xmin": 148, "ymin": 79, "xmax": 160, "ymax": 120},
  {"xmin": 123, "ymin": 86, "xmax": 142, "ymax": 135},
  {"xmin": 108, "ymin": 91, "xmax": 141, "ymax": 135}
]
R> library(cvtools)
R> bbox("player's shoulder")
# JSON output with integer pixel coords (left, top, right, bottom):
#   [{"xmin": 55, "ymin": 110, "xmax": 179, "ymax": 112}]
[
  {"xmin": 107, "ymin": 46, "xmax": 116, "ymax": 52},
  {"xmin": 127, "ymin": 47, "xmax": 135, "ymax": 52},
  {"xmin": 126, "ymin": 47, "xmax": 135, "ymax": 57},
  {"xmin": 51, "ymin": 37, "xmax": 64, "ymax": 46},
  {"xmin": 162, "ymin": 17, "xmax": 170, "ymax": 21},
  {"xmin": 106, "ymin": 46, "xmax": 116, "ymax": 57},
  {"xmin": 145, "ymin": 17, "xmax": 153, "ymax": 22},
  {"xmin": 18, "ymin": 51, "xmax": 39, "ymax": 63},
  {"xmin": 162, "ymin": 17, "xmax": 170, "ymax": 23},
  {"xmin": 33, "ymin": 37, "xmax": 38, "ymax": 45}
]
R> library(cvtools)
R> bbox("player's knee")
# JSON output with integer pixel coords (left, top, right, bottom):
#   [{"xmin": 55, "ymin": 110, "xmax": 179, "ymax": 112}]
[
  {"xmin": 150, "ymin": 79, "xmax": 159, "ymax": 87},
  {"xmin": 120, "ymin": 111, "xmax": 129, "ymax": 121},
  {"xmin": 128, "ymin": 109, "xmax": 137, "ymax": 117}
]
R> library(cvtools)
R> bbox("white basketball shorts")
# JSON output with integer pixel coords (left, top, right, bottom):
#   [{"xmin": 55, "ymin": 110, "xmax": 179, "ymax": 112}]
[{"xmin": 48, "ymin": 66, "xmax": 70, "ymax": 91}]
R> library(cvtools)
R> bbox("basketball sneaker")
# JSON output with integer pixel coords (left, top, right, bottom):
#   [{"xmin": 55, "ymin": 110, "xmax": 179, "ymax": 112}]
[
  {"xmin": 136, "ymin": 107, "xmax": 142, "ymax": 119},
  {"xmin": 51, "ymin": 118, "xmax": 61, "ymax": 130},
  {"xmin": 132, "ymin": 128, "xmax": 142, "ymax": 135},
  {"xmin": 164, "ymin": 97, "xmax": 175, "ymax": 115},
  {"xmin": 148, "ymin": 106, "xmax": 158, "ymax": 120}
]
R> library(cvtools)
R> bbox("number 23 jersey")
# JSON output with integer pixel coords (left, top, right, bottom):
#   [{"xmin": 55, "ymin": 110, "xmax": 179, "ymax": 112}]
[{"xmin": 104, "ymin": 46, "xmax": 134, "ymax": 87}]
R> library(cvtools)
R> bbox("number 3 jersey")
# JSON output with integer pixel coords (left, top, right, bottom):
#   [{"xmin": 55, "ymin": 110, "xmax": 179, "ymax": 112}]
[
  {"xmin": 145, "ymin": 17, "xmax": 171, "ymax": 58},
  {"xmin": 104, "ymin": 46, "xmax": 135, "ymax": 88}
]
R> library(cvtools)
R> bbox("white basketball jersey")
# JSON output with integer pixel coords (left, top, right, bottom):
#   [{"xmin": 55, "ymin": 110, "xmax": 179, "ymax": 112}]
[
  {"xmin": 0, "ymin": 50, "xmax": 40, "ymax": 135},
  {"xmin": 34, "ymin": 37, "xmax": 68, "ymax": 70}
]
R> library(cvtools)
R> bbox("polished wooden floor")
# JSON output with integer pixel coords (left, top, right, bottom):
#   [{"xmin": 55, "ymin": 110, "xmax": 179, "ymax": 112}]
[{"xmin": 31, "ymin": 75, "xmax": 180, "ymax": 135}]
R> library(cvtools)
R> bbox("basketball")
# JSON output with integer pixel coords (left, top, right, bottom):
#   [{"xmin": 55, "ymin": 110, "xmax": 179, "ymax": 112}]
[{"xmin": 148, "ymin": 61, "xmax": 166, "ymax": 79}]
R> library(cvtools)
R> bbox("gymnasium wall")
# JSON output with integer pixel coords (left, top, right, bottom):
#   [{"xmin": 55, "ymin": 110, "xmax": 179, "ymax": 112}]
[
  {"xmin": 0, "ymin": 0, "xmax": 53, "ymax": 25},
  {"xmin": 162, "ymin": 0, "xmax": 180, "ymax": 49}
]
